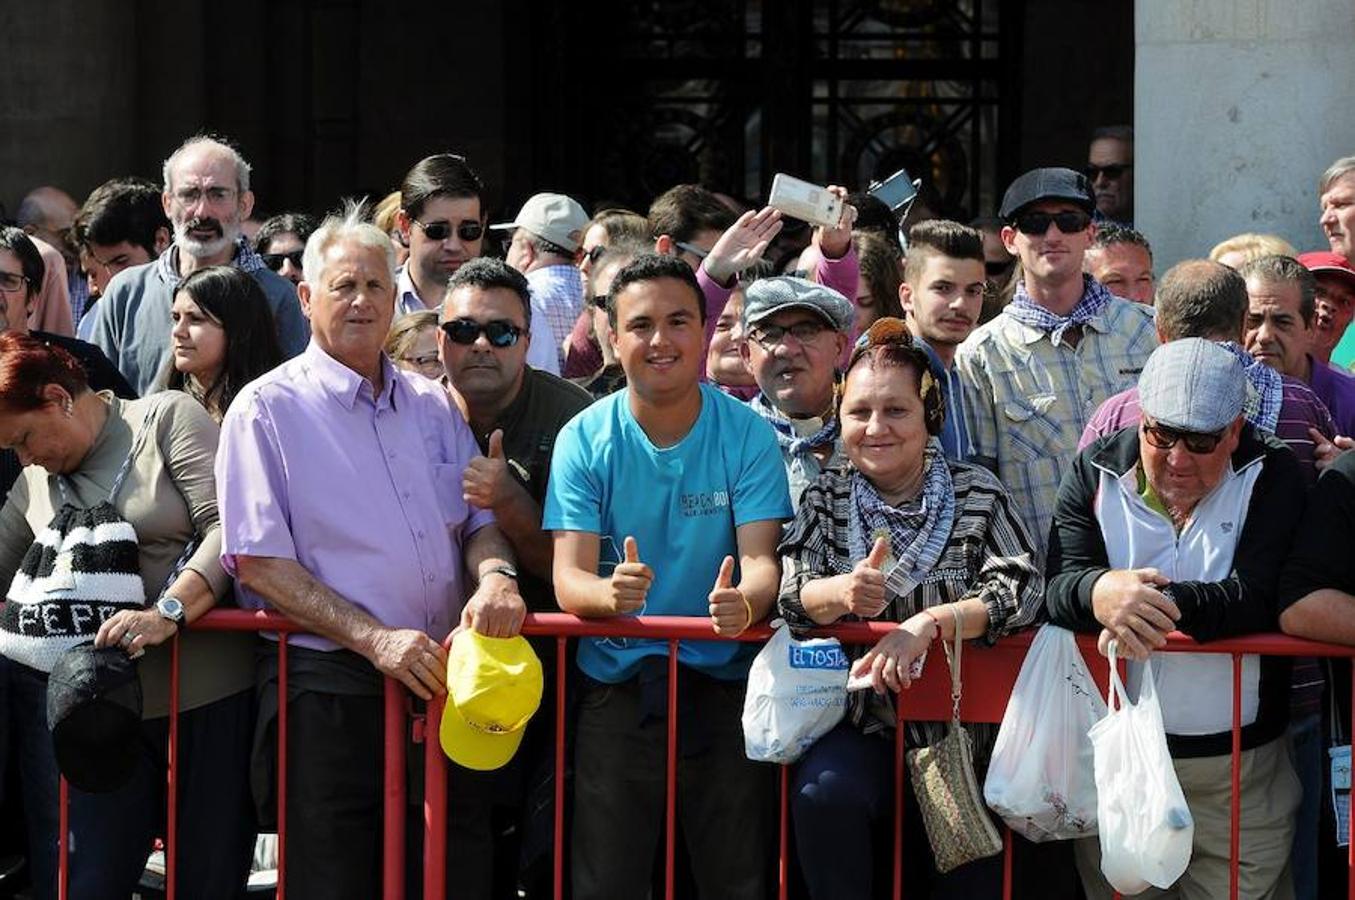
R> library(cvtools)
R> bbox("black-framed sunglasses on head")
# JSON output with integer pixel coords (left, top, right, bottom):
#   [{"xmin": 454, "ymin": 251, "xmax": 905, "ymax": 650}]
[
  {"xmin": 1084, "ymin": 163, "xmax": 1132, "ymax": 180},
  {"xmin": 441, "ymin": 318, "xmax": 523, "ymax": 348},
  {"xmin": 261, "ymin": 250, "xmax": 304, "ymax": 272},
  {"xmin": 414, "ymin": 219, "xmax": 484, "ymax": 242},
  {"xmin": 1012, "ymin": 210, "xmax": 1091, "ymax": 236},
  {"xmin": 1140, "ymin": 421, "xmax": 1226, "ymax": 455}
]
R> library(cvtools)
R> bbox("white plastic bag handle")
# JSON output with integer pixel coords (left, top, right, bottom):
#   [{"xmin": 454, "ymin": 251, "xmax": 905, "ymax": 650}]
[{"xmin": 1105, "ymin": 639, "xmax": 1131, "ymax": 713}]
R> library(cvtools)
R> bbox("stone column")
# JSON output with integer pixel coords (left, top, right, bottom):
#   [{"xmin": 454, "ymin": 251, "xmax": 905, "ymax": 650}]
[{"xmin": 1136, "ymin": 0, "xmax": 1355, "ymax": 267}]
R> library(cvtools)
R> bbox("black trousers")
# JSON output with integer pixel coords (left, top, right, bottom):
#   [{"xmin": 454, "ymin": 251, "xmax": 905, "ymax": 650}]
[
  {"xmin": 570, "ymin": 667, "xmax": 774, "ymax": 900},
  {"xmin": 251, "ymin": 688, "xmax": 494, "ymax": 900}
]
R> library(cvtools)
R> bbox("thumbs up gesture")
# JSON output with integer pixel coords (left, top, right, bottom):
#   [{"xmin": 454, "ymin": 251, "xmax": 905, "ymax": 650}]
[
  {"xmin": 607, "ymin": 536, "xmax": 653, "ymax": 616},
  {"xmin": 843, "ymin": 537, "xmax": 890, "ymax": 619},
  {"xmin": 463, "ymin": 429, "xmax": 514, "ymax": 511},
  {"xmin": 708, "ymin": 555, "xmax": 752, "ymax": 637}
]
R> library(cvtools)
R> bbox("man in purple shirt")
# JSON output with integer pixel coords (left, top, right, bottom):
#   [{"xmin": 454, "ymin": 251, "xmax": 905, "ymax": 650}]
[
  {"xmin": 217, "ymin": 206, "xmax": 522, "ymax": 900},
  {"xmin": 1243, "ymin": 254, "xmax": 1355, "ymax": 436},
  {"xmin": 1082, "ymin": 259, "xmax": 1337, "ymax": 484}
]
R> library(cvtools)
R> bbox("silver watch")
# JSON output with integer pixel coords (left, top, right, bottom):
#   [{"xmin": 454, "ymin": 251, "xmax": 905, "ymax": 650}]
[{"xmin": 156, "ymin": 595, "xmax": 186, "ymax": 626}]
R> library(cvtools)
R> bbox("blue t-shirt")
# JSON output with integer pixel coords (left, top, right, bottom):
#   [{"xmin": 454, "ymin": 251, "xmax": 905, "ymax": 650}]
[{"xmin": 544, "ymin": 383, "xmax": 793, "ymax": 683}]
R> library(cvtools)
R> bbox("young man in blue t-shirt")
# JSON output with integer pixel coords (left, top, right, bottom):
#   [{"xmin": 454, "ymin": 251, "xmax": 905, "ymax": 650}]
[{"xmin": 545, "ymin": 254, "xmax": 792, "ymax": 899}]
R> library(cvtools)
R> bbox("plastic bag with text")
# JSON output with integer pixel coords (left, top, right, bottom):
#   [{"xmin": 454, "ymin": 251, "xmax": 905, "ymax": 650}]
[
  {"xmin": 1090, "ymin": 643, "xmax": 1193, "ymax": 894},
  {"xmin": 742, "ymin": 621, "xmax": 849, "ymax": 764},
  {"xmin": 984, "ymin": 624, "xmax": 1106, "ymax": 841}
]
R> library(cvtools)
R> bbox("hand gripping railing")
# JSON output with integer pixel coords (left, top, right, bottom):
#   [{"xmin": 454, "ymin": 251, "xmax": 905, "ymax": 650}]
[{"xmin": 50, "ymin": 610, "xmax": 1355, "ymax": 900}]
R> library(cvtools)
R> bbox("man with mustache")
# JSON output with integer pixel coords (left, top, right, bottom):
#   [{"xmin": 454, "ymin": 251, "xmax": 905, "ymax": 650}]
[
  {"xmin": 956, "ymin": 167, "xmax": 1156, "ymax": 562},
  {"xmin": 900, "ymin": 219, "xmax": 986, "ymax": 461},
  {"xmin": 437, "ymin": 256, "xmax": 590, "ymax": 894},
  {"xmin": 739, "ymin": 276, "xmax": 853, "ymax": 509},
  {"xmin": 87, "ymin": 135, "xmax": 309, "ymax": 395}
]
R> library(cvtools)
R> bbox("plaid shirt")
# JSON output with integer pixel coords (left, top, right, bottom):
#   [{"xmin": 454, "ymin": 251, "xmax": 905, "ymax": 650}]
[
  {"xmin": 778, "ymin": 462, "xmax": 1045, "ymax": 752},
  {"xmin": 526, "ymin": 264, "xmax": 585, "ymax": 369},
  {"xmin": 956, "ymin": 286, "xmax": 1157, "ymax": 561}
]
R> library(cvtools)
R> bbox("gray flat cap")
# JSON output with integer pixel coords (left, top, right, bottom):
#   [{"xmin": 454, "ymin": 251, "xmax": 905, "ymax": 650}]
[
  {"xmin": 1138, "ymin": 338, "xmax": 1246, "ymax": 434},
  {"xmin": 999, "ymin": 167, "xmax": 1096, "ymax": 220},
  {"xmin": 742, "ymin": 276, "xmax": 854, "ymax": 333}
]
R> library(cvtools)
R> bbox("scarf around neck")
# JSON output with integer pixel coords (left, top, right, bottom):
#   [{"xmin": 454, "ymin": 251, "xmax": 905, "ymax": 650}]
[{"xmin": 1005, "ymin": 275, "xmax": 1113, "ymax": 346}]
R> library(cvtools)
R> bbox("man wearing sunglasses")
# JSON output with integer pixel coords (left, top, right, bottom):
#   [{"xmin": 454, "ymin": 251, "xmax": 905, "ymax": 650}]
[
  {"xmin": 86, "ymin": 135, "xmax": 310, "ymax": 395},
  {"xmin": 437, "ymin": 256, "xmax": 590, "ymax": 894},
  {"xmin": 1086, "ymin": 125, "xmax": 1134, "ymax": 225},
  {"xmin": 1048, "ymin": 337, "xmax": 1305, "ymax": 900},
  {"xmin": 956, "ymin": 166, "xmax": 1157, "ymax": 561}
]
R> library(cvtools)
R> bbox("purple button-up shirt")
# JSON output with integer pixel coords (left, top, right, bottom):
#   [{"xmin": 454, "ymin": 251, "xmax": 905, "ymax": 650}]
[{"xmin": 217, "ymin": 341, "xmax": 493, "ymax": 651}]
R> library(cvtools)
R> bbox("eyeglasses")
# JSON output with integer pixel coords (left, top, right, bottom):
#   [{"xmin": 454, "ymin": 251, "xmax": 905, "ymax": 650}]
[
  {"xmin": 1012, "ymin": 210, "xmax": 1092, "ymax": 236},
  {"xmin": 584, "ymin": 245, "xmax": 607, "ymax": 264},
  {"xmin": 1084, "ymin": 164, "xmax": 1132, "ymax": 180},
  {"xmin": 261, "ymin": 250, "xmax": 304, "ymax": 272},
  {"xmin": 400, "ymin": 352, "xmax": 442, "ymax": 371},
  {"xmin": 440, "ymin": 318, "xmax": 524, "ymax": 348},
  {"xmin": 0, "ymin": 272, "xmax": 30, "ymax": 294},
  {"xmin": 413, "ymin": 219, "xmax": 484, "ymax": 242},
  {"xmin": 1140, "ymin": 421, "xmax": 1226, "ymax": 454},
  {"xmin": 675, "ymin": 241, "xmax": 710, "ymax": 261},
  {"xmin": 748, "ymin": 320, "xmax": 828, "ymax": 348},
  {"xmin": 171, "ymin": 186, "xmax": 238, "ymax": 206}
]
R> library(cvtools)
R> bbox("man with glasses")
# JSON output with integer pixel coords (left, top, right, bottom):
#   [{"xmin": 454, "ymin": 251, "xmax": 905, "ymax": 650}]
[
  {"xmin": 70, "ymin": 177, "xmax": 170, "ymax": 338},
  {"xmin": 254, "ymin": 212, "xmax": 318, "ymax": 286},
  {"xmin": 437, "ymin": 256, "xmax": 589, "ymax": 894},
  {"xmin": 492, "ymin": 192, "xmax": 590, "ymax": 372},
  {"xmin": 86, "ymin": 135, "xmax": 309, "ymax": 395},
  {"xmin": 1086, "ymin": 125, "xmax": 1134, "ymax": 225},
  {"xmin": 739, "ymin": 275, "xmax": 853, "ymax": 508},
  {"xmin": 956, "ymin": 167, "xmax": 1156, "ymax": 560},
  {"xmin": 1048, "ymin": 337, "xmax": 1304, "ymax": 900},
  {"xmin": 394, "ymin": 154, "xmax": 559, "ymax": 375}
]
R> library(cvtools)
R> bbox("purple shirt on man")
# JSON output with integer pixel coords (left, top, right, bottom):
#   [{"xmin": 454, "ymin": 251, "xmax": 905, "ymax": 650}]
[
  {"xmin": 1080, "ymin": 374, "xmax": 1337, "ymax": 485},
  {"xmin": 217, "ymin": 341, "xmax": 493, "ymax": 651},
  {"xmin": 1307, "ymin": 355, "xmax": 1355, "ymax": 437}
]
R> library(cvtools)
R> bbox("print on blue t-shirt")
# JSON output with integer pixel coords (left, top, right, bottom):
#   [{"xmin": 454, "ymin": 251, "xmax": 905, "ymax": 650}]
[{"xmin": 543, "ymin": 383, "xmax": 793, "ymax": 682}]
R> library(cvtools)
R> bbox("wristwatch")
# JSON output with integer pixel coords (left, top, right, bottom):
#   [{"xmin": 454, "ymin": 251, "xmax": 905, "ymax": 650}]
[
  {"xmin": 483, "ymin": 564, "xmax": 518, "ymax": 582},
  {"xmin": 156, "ymin": 595, "xmax": 186, "ymax": 626}
]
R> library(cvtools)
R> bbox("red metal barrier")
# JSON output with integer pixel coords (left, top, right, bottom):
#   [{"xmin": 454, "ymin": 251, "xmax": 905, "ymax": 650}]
[{"xmin": 48, "ymin": 610, "xmax": 1355, "ymax": 900}]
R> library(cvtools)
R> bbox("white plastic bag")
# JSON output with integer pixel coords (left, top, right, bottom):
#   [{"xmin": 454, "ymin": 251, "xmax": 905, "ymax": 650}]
[
  {"xmin": 984, "ymin": 625, "xmax": 1106, "ymax": 841},
  {"xmin": 742, "ymin": 621, "xmax": 849, "ymax": 764},
  {"xmin": 1089, "ymin": 642, "xmax": 1194, "ymax": 894}
]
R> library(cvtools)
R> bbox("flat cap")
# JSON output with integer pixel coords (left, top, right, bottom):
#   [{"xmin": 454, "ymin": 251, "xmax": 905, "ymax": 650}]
[
  {"xmin": 742, "ymin": 276, "xmax": 854, "ymax": 333},
  {"xmin": 999, "ymin": 167, "xmax": 1096, "ymax": 220},
  {"xmin": 1138, "ymin": 338, "xmax": 1246, "ymax": 435}
]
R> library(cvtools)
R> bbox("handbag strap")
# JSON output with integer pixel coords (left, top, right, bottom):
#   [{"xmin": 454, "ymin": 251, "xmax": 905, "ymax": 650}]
[{"xmin": 939, "ymin": 605, "xmax": 963, "ymax": 725}]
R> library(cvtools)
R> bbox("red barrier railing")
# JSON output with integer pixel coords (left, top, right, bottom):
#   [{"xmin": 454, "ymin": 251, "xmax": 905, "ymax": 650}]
[{"xmin": 49, "ymin": 610, "xmax": 1355, "ymax": 900}]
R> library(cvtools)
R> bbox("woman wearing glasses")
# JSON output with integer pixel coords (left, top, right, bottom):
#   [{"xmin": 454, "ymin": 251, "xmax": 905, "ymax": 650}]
[
  {"xmin": 161, "ymin": 266, "xmax": 284, "ymax": 423},
  {"xmin": 385, "ymin": 310, "xmax": 443, "ymax": 381},
  {"xmin": 778, "ymin": 318, "xmax": 1044, "ymax": 899}
]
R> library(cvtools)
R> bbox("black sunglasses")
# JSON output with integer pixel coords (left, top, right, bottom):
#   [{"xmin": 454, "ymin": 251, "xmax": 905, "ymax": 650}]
[
  {"xmin": 441, "ymin": 318, "xmax": 523, "ymax": 348},
  {"xmin": 261, "ymin": 250, "xmax": 303, "ymax": 272},
  {"xmin": 415, "ymin": 219, "xmax": 484, "ymax": 242},
  {"xmin": 1013, "ymin": 210, "xmax": 1091, "ymax": 236},
  {"xmin": 1085, "ymin": 163, "xmax": 1132, "ymax": 180},
  {"xmin": 1141, "ymin": 421, "xmax": 1225, "ymax": 455}
]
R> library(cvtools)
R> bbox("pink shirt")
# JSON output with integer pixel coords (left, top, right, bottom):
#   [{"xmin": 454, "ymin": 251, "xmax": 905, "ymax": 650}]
[
  {"xmin": 217, "ymin": 342, "xmax": 493, "ymax": 651},
  {"xmin": 28, "ymin": 236, "xmax": 73, "ymax": 337}
]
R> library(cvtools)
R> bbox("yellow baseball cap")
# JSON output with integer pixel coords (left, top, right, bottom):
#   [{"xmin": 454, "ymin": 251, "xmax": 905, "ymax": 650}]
[{"xmin": 439, "ymin": 631, "xmax": 544, "ymax": 771}]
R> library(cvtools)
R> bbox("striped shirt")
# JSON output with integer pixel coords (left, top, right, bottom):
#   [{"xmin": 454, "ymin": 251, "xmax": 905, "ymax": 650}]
[
  {"xmin": 955, "ymin": 288, "xmax": 1157, "ymax": 561},
  {"xmin": 777, "ymin": 461, "xmax": 1045, "ymax": 753}
]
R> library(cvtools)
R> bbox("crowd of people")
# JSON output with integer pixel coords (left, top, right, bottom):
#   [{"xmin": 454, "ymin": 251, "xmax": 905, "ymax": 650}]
[{"xmin": 0, "ymin": 125, "xmax": 1353, "ymax": 900}]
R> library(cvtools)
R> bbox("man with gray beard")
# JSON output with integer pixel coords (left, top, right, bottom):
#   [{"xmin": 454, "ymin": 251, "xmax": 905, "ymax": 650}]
[{"xmin": 88, "ymin": 135, "xmax": 309, "ymax": 394}]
